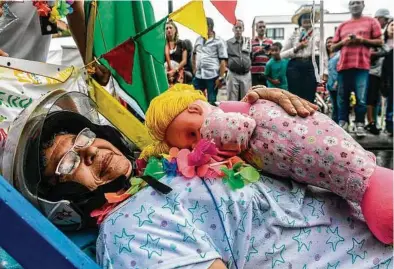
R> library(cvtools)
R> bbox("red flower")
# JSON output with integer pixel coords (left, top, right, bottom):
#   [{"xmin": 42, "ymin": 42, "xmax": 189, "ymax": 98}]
[
  {"xmin": 340, "ymin": 152, "xmax": 347, "ymax": 158},
  {"xmin": 33, "ymin": 1, "xmax": 51, "ymax": 16}
]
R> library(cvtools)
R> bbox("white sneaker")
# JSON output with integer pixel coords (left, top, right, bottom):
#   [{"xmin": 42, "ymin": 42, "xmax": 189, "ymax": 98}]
[
  {"xmin": 355, "ymin": 122, "xmax": 367, "ymax": 137},
  {"xmin": 339, "ymin": 121, "xmax": 349, "ymax": 132}
]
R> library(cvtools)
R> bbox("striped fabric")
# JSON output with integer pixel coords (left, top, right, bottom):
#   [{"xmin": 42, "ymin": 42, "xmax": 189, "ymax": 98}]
[
  {"xmin": 333, "ymin": 16, "xmax": 382, "ymax": 72},
  {"xmin": 250, "ymin": 37, "xmax": 273, "ymax": 74}
]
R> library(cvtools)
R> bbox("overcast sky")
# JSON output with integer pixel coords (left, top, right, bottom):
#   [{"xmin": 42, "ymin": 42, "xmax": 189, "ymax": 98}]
[{"xmin": 151, "ymin": 0, "xmax": 393, "ymax": 42}]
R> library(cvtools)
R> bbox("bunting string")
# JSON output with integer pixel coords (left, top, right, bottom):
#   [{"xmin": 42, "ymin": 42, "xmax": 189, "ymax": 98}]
[{"xmin": 96, "ymin": 0, "xmax": 238, "ymax": 85}]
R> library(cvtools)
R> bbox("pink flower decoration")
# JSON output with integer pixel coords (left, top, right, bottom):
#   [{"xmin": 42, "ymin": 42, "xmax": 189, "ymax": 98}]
[
  {"xmin": 175, "ymin": 139, "xmax": 225, "ymax": 179},
  {"xmin": 188, "ymin": 139, "xmax": 217, "ymax": 166}
]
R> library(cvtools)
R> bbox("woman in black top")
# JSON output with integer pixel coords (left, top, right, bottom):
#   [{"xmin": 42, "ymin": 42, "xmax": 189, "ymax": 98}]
[{"xmin": 165, "ymin": 20, "xmax": 190, "ymax": 85}]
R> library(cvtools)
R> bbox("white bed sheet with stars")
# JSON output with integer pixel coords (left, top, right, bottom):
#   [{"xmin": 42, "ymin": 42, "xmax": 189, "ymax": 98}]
[{"xmin": 96, "ymin": 175, "xmax": 393, "ymax": 269}]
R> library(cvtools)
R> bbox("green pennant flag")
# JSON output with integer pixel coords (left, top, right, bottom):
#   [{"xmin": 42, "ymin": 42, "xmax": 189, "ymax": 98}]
[
  {"xmin": 135, "ymin": 17, "xmax": 167, "ymax": 64},
  {"xmin": 85, "ymin": 0, "xmax": 168, "ymax": 113}
]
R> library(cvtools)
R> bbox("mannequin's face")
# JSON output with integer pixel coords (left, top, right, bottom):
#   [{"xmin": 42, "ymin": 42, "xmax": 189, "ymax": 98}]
[
  {"xmin": 165, "ymin": 101, "xmax": 212, "ymax": 149},
  {"xmin": 43, "ymin": 134, "xmax": 132, "ymax": 191}
]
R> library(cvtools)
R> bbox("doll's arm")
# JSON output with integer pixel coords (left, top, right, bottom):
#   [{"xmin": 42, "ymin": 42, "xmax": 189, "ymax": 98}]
[
  {"xmin": 219, "ymin": 101, "xmax": 251, "ymax": 114},
  {"xmin": 200, "ymin": 111, "xmax": 256, "ymax": 156}
]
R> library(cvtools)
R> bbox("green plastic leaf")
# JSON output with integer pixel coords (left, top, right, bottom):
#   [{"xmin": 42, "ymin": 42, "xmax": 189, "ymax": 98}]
[
  {"xmin": 232, "ymin": 162, "xmax": 243, "ymax": 171},
  {"xmin": 130, "ymin": 177, "xmax": 143, "ymax": 186},
  {"xmin": 240, "ymin": 166, "xmax": 260, "ymax": 183},
  {"xmin": 126, "ymin": 185, "xmax": 140, "ymax": 195},
  {"xmin": 229, "ymin": 174, "xmax": 245, "ymax": 190},
  {"xmin": 220, "ymin": 167, "xmax": 232, "ymax": 176},
  {"xmin": 144, "ymin": 157, "xmax": 165, "ymax": 180}
]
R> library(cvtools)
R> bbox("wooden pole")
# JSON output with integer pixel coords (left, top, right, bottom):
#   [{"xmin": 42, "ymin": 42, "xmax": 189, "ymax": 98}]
[
  {"xmin": 85, "ymin": 0, "xmax": 97, "ymax": 65},
  {"xmin": 168, "ymin": 0, "xmax": 173, "ymax": 14},
  {"xmin": 320, "ymin": 0, "xmax": 324, "ymax": 78}
]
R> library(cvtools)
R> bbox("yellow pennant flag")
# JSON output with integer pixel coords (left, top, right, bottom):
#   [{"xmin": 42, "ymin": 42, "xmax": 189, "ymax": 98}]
[
  {"xmin": 169, "ymin": 0, "xmax": 208, "ymax": 39},
  {"xmin": 88, "ymin": 79, "xmax": 153, "ymax": 150}
]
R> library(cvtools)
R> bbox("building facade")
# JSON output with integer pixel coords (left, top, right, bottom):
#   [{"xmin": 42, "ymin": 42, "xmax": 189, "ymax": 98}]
[{"xmin": 253, "ymin": 9, "xmax": 371, "ymax": 44}]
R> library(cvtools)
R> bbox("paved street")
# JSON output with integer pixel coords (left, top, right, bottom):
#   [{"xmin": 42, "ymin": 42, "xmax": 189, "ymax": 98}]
[{"xmin": 353, "ymin": 133, "xmax": 393, "ymax": 169}]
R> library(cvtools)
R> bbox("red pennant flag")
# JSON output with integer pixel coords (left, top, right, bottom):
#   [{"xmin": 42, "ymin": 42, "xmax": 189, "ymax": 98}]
[
  {"xmin": 102, "ymin": 39, "xmax": 136, "ymax": 84},
  {"xmin": 210, "ymin": 0, "xmax": 237, "ymax": 25}
]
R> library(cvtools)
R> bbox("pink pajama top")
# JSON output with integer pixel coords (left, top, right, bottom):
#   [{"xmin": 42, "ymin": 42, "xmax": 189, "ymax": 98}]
[{"xmin": 200, "ymin": 100, "xmax": 376, "ymax": 203}]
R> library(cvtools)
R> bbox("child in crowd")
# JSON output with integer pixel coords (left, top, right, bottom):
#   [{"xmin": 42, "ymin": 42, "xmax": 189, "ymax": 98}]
[
  {"xmin": 264, "ymin": 42, "xmax": 289, "ymax": 90},
  {"xmin": 326, "ymin": 37, "xmax": 340, "ymax": 123}
]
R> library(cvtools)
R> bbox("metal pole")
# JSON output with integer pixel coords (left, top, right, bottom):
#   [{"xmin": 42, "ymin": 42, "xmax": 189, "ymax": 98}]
[
  {"xmin": 320, "ymin": 0, "xmax": 324, "ymax": 79},
  {"xmin": 168, "ymin": 0, "xmax": 173, "ymax": 14}
]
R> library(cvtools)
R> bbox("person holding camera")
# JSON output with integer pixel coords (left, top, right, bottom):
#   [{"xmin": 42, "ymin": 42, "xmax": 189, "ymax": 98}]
[
  {"xmin": 331, "ymin": 1, "xmax": 383, "ymax": 136},
  {"xmin": 280, "ymin": 7, "xmax": 328, "ymax": 104},
  {"xmin": 250, "ymin": 20, "xmax": 273, "ymax": 87}
]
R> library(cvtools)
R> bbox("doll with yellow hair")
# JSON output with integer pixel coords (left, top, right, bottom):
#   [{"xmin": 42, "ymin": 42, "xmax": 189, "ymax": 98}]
[{"xmin": 141, "ymin": 84, "xmax": 393, "ymax": 245}]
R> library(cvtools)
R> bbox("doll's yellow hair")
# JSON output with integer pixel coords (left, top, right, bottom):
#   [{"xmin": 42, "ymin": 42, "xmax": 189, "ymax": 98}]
[{"xmin": 140, "ymin": 84, "xmax": 207, "ymax": 159}]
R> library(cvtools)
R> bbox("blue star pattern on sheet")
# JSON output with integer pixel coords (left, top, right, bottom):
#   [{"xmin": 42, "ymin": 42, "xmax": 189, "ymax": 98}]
[
  {"xmin": 252, "ymin": 205, "xmax": 270, "ymax": 227},
  {"xmin": 245, "ymin": 236, "xmax": 258, "ymax": 262},
  {"xmin": 221, "ymin": 232, "xmax": 235, "ymax": 253},
  {"xmin": 307, "ymin": 197, "xmax": 325, "ymax": 218},
  {"xmin": 113, "ymin": 228, "xmax": 135, "ymax": 255},
  {"xmin": 133, "ymin": 205, "xmax": 155, "ymax": 227},
  {"xmin": 201, "ymin": 233, "xmax": 219, "ymax": 253},
  {"xmin": 292, "ymin": 228, "xmax": 312, "ymax": 252},
  {"xmin": 290, "ymin": 187, "xmax": 304, "ymax": 205},
  {"xmin": 237, "ymin": 211, "xmax": 248, "ymax": 233},
  {"xmin": 283, "ymin": 216, "xmax": 296, "ymax": 228},
  {"xmin": 140, "ymin": 234, "xmax": 163, "ymax": 259},
  {"xmin": 108, "ymin": 212, "xmax": 124, "ymax": 225},
  {"xmin": 188, "ymin": 201, "xmax": 209, "ymax": 223},
  {"xmin": 347, "ymin": 238, "xmax": 367, "ymax": 264},
  {"xmin": 177, "ymin": 219, "xmax": 197, "ymax": 243},
  {"xmin": 217, "ymin": 197, "xmax": 234, "ymax": 221},
  {"xmin": 204, "ymin": 178, "xmax": 216, "ymax": 186},
  {"xmin": 326, "ymin": 226, "xmax": 344, "ymax": 252},
  {"xmin": 267, "ymin": 187, "xmax": 284, "ymax": 202},
  {"xmin": 373, "ymin": 258, "xmax": 392, "ymax": 269},
  {"xmin": 261, "ymin": 175, "xmax": 274, "ymax": 184},
  {"xmin": 327, "ymin": 261, "xmax": 340, "ymax": 269},
  {"xmin": 265, "ymin": 243, "xmax": 286, "ymax": 268},
  {"xmin": 162, "ymin": 193, "xmax": 180, "ymax": 214}
]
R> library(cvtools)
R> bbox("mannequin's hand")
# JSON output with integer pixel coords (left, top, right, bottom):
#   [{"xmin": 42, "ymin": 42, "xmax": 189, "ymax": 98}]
[{"xmin": 242, "ymin": 87, "xmax": 318, "ymax": 118}]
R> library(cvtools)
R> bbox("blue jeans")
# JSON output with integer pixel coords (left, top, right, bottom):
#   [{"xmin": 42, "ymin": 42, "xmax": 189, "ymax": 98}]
[
  {"xmin": 337, "ymin": 69, "xmax": 369, "ymax": 123},
  {"xmin": 328, "ymin": 90, "xmax": 339, "ymax": 124},
  {"xmin": 193, "ymin": 77, "xmax": 218, "ymax": 104}
]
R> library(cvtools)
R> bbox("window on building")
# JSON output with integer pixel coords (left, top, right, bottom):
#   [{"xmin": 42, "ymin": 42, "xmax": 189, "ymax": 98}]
[{"xmin": 266, "ymin": 28, "xmax": 285, "ymax": 40}]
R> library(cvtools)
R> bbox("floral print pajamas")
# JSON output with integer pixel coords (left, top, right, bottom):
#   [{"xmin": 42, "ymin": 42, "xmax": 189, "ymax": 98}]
[{"xmin": 201, "ymin": 100, "xmax": 376, "ymax": 203}]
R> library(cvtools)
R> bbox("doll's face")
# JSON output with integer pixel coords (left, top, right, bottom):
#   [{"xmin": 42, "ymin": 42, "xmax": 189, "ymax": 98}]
[{"xmin": 165, "ymin": 101, "xmax": 213, "ymax": 149}]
